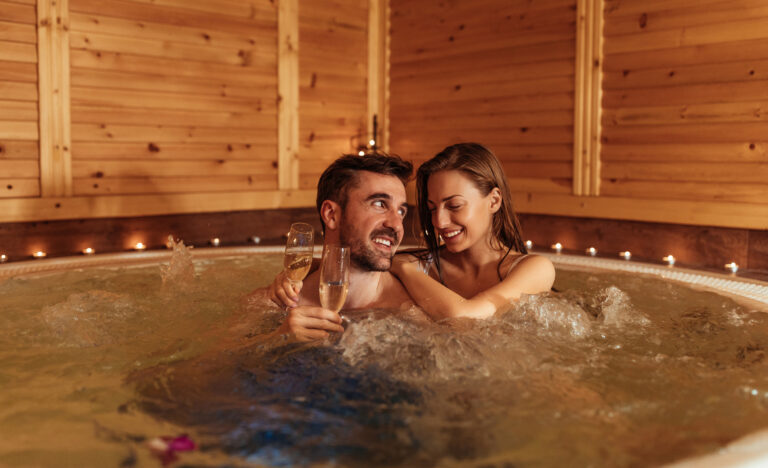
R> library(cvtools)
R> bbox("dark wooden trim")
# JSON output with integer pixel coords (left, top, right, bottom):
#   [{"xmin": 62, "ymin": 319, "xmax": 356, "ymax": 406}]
[
  {"xmin": 1, "ymin": 211, "xmax": 765, "ymax": 280},
  {"xmin": 519, "ymin": 214, "xmax": 767, "ymax": 278}
]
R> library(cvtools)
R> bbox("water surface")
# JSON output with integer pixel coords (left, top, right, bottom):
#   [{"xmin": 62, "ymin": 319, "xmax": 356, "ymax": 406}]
[{"xmin": 1, "ymin": 253, "xmax": 767, "ymax": 467}]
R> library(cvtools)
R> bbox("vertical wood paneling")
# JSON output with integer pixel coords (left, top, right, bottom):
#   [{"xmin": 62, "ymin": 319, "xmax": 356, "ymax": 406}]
[
  {"xmin": 389, "ymin": 0, "xmax": 577, "ymax": 196},
  {"xmin": 601, "ymin": 0, "xmax": 768, "ymax": 204},
  {"xmin": 0, "ymin": 0, "xmax": 40, "ymax": 198},
  {"xmin": 297, "ymin": 0, "xmax": 368, "ymax": 189},
  {"xmin": 68, "ymin": 0, "xmax": 279, "ymax": 196}
]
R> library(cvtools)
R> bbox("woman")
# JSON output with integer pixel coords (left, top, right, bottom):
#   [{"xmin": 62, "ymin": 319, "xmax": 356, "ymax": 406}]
[{"xmin": 390, "ymin": 142, "xmax": 554, "ymax": 320}]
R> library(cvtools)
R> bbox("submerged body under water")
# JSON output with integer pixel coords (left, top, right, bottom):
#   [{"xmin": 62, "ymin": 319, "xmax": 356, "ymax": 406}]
[{"xmin": 0, "ymin": 252, "xmax": 767, "ymax": 467}]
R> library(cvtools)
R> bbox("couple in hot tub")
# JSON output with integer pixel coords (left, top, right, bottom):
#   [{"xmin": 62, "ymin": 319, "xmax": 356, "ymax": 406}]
[{"xmin": 267, "ymin": 143, "xmax": 555, "ymax": 341}]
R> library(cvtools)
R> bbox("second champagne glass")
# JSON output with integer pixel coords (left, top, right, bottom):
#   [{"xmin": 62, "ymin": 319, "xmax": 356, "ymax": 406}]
[
  {"xmin": 284, "ymin": 222, "xmax": 314, "ymax": 283},
  {"xmin": 319, "ymin": 245, "xmax": 349, "ymax": 315}
]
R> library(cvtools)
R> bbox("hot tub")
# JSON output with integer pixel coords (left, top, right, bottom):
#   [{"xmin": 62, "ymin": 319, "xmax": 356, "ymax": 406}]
[{"xmin": 1, "ymin": 245, "xmax": 767, "ymax": 467}]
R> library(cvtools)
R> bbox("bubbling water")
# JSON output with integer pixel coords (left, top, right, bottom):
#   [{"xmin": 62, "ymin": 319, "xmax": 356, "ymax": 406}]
[{"xmin": 1, "ymin": 250, "xmax": 767, "ymax": 467}]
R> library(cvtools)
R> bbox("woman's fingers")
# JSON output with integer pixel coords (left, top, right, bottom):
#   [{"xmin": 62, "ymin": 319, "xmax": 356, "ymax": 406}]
[
  {"xmin": 284, "ymin": 278, "xmax": 301, "ymax": 301},
  {"xmin": 275, "ymin": 284, "xmax": 299, "ymax": 308},
  {"xmin": 269, "ymin": 272, "xmax": 300, "ymax": 308}
]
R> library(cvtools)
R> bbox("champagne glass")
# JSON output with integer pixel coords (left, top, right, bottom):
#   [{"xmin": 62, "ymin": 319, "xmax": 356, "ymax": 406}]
[
  {"xmin": 284, "ymin": 222, "xmax": 314, "ymax": 283},
  {"xmin": 319, "ymin": 245, "xmax": 350, "ymax": 316}
]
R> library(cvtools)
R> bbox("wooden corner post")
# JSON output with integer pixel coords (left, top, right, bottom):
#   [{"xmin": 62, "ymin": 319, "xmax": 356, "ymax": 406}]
[
  {"xmin": 368, "ymin": 0, "xmax": 389, "ymax": 151},
  {"xmin": 278, "ymin": 0, "xmax": 299, "ymax": 190},
  {"xmin": 37, "ymin": 0, "xmax": 72, "ymax": 197},
  {"xmin": 573, "ymin": 0, "xmax": 604, "ymax": 196}
]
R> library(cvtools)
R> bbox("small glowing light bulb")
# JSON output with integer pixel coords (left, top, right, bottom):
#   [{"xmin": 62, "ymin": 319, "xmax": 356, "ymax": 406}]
[
  {"xmin": 82, "ymin": 247, "xmax": 95, "ymax": 255},
  {"xmin": 210, "ymin": 237, "xmax": 221, "ymax": 247},
  {"xmin": 551, "ymin": 242, "xmax": 562, "ymax": 253},
  {"xmin": 33, "ymin": 251, "xmax": 47, "ymax": 259},
  {"xmin": 663, "ymin": 255, "xmax": 676, "ymax": 266},
  {"xmin": 586, "ymin": 247, "xmax": 597, "ymax": 256},
  {"xmin": 369, "ymin": 139, "xmax": 376, "ymax": 146},
  {"xmin": 358, "ymin": 150, "xmax": 365, "ymax": 156},
  {"xmin": 134, "ymin": 242, "xmax": 146, "ymax": 251},
  {"xmin": 525, "ymin": 240, "xmax": 533, "ymax": 250},
  {"xmin": 0, "ymin": 253, "xmax": 7, "ymax": 263},
  {"xmin": 725, "ymin": 262, "xmax": 739, "ymax": 273},
  {"xmin": 619, "ymin": 251, "xmax": 631, "ymax": 260}
]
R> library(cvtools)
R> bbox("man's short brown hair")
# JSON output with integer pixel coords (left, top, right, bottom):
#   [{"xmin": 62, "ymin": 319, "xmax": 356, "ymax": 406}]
[{"xmin": 316, "ymin": 153, "xmax": 413, "ymax": 231}]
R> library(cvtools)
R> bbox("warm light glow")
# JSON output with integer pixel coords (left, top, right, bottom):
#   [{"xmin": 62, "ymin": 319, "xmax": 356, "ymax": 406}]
[
  {"xmin": 82, "ymin": 247, "xmax": 95, "ymax": 255},
  {"xmin": 358, "ymin": 150, "xmax": 365, "ymax": 156},
  {"xmin": 525, "ymin": 240, "xmax": 533, "ymax": 250},
  {"xmin": 619, "ymin": 251, "xmax": 631, "ymax": 260},
  {"xmin": 134, "ymin": 242, "xmax": 147, "ymax": 251},
  {"xmin": 369, "ymin": 139, "xmax": 376, "ymax": 146},
  {"xmin": 586, "ymin": 247, "xmax": 597, "ymax": 256},
  {"xmin": 663, "ymin": 255, "xmax": 676, "ymax": 266},
  {"xmin": 210, "ymin": 237, "xmax": 221, "ymax": 247},
  {"xmin": 725, "ymin": 262, "xmax": 739, "ymax": 273},
  {"xmin": 0, "ymin": 254, "xmax": 7, "ymax": 263},
  {"xmin": 33, "ymin": 251, "xmax": 47, "ymax": 259},
  {"xmin": 551, "ymin": 242, "xmax": 563, "ymax": 253},
  {"xmin": 251, "ymin": 236, "xmax": 261, "ymax": 244}
]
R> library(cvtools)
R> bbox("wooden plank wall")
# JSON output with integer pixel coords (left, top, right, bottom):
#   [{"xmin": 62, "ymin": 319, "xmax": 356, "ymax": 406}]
[
  {"xmin": 0, "ymin": 0, "xmax": 373, "ymax": 223},
  {"xmin": 389, "ymin": 0, "xmax": 768, "ymax": 230},
  {"xmin": 67, "ymin": 0, "xmax": 279, "ymax": 196},
  {"xmin": 0, "ymin": 0, "xmax": 40, "ymax": 199},
  {"xmin": 297, "ymin": 0, "xmax": 369, "ymax": 189},
  {"xmin": 389, "ymin": 0, "xmax": 577, "ymax": 197},
  {"xmin": 601, "ymin": 0, "xmax": 768, "ymax": 205}
]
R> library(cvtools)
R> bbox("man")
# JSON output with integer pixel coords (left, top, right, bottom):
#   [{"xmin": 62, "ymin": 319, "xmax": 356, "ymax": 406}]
[{"xmin": 268, "ymin": 153, "xmax": 414, "ymax": 341}]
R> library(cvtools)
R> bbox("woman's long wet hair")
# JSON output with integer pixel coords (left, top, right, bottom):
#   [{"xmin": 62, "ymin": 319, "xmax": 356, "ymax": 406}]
[{"xmin": 416, "ymin": 142, "xmax": 528, "ymax": 282}]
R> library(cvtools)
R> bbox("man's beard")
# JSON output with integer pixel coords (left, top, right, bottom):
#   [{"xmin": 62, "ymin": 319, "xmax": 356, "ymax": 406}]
[{"xmin": 339, "ymin": 219, "xmax": 397, "ymax": 272}]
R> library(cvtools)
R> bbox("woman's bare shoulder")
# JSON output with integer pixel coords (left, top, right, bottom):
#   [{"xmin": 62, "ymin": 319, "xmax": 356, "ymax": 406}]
[{"xmin": 504, "ymin": 254, "xmax": 555, "ymax": 292}]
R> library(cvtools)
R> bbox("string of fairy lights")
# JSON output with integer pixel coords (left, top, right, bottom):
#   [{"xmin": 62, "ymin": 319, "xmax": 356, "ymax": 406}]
[
  {"xmin": 544, "ymin": 241, "xmax": 740, "ymax": 273},
  {"xmin": 0, "ymin": 237, "xmax": 742, "ymax": 275}
]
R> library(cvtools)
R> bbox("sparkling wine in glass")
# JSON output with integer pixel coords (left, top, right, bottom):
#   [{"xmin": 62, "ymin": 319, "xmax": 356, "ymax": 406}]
[
  {"xmin": 284, "ymin": 222, "xmax": 314, "ymax": 283},
  {"xmin": 319, "ymin": 245, "xmax": 349, "ymax": 314}
]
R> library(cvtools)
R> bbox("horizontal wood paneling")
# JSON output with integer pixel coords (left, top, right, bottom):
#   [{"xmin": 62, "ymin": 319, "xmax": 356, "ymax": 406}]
[
  {"xmin": 0, "ymin": 1, "xmax": 38, "ymax": 198},
  {"xmin": 0, "ymin": 178, "xmax": 39, "ymax": 198},
  {"xmin": 72, "ymin": 142, "xmax": 275, "ymax": 160},
  {"xmin": 0, "ymin": 189, "xmax": 316, "ymax": 223},
  {"xmin": 605, "ymin": 0, "xmax": 768, "ymax": 35},
  {"xmin": 73, "ymin": 174, "xmax": 278, "ymax": 195},
  {"xmin": 71, "ymin": 160, "xmax": 276, "ymax": 178},
  {"xmin": 390, "ymin": 0, "xmax": 576, "ymax": 199},
  {"xmin": 0, "ymin": 140, "xmax": 38, "ymax": 159},
  {"xmin": 68, "ymin": 0, "xmax": 279, "ymax": 197},
  {"xmin": 0, "ymin": 19, "xmax": 36, "ymax": 43},
  {"xmin": 601, "ymin": 0, "xmax": 768, "ymax": 207},
  {"xmin": 604, "ymin": 59, "xmax": 768, "ymax": 91}
]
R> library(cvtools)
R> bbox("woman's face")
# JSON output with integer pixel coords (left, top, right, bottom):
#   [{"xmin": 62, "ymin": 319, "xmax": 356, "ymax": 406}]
[{"xmin": 426, "ymin": 170, "xmax": 499, "ymax": 253}]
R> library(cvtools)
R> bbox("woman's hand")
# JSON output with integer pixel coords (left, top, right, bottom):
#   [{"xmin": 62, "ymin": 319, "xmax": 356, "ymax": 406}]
[
  {"xmin": 390, "ymin": 254, "xmax": 409, "ymax": 277},
  {"xmin": 391, "ymin": 252, "xmax": 424, "ymax": 278},
  {"xmin": 268, "ymin": 270, "xmax": 301, "ymax": 308}
]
